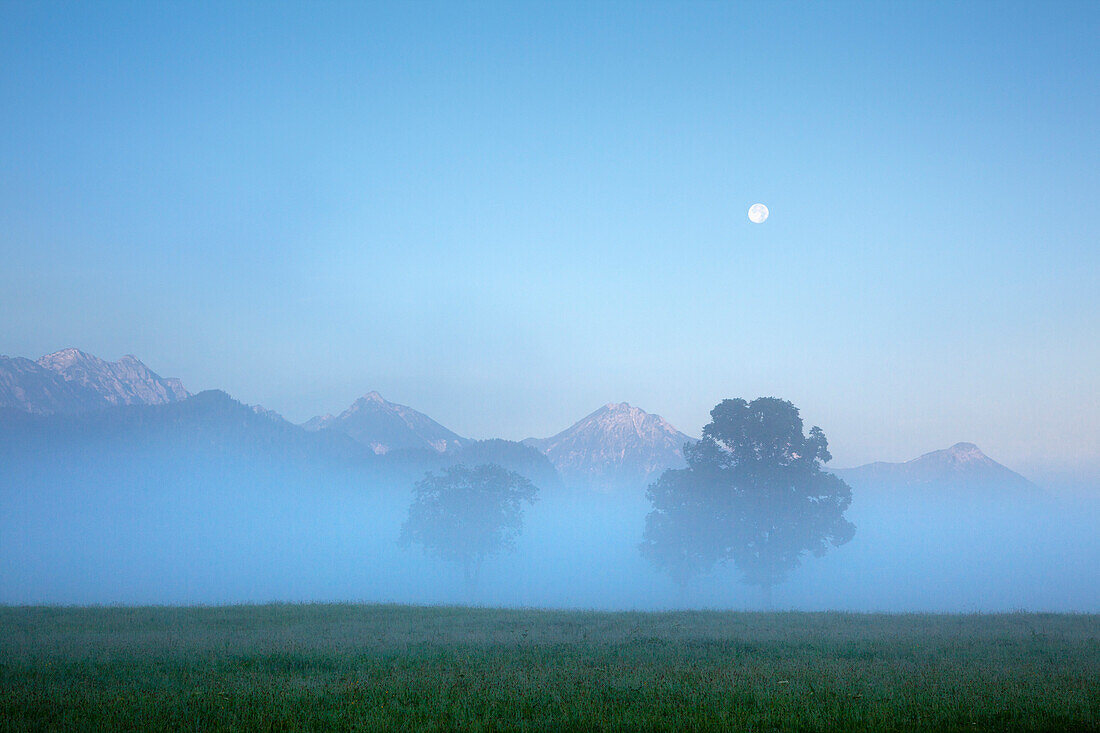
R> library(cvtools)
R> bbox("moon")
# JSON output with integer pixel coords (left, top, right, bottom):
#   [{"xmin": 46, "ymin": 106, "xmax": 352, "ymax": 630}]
[{"xmin": 748, "ymin": 203, "xmax": 769, "ymax": 224}]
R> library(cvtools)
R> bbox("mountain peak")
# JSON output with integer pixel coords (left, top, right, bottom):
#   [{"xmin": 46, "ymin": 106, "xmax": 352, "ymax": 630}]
[
  {"xmin": 345, "ymin": 391, "xmax": 392, "ymax": 414},
  {"xmin": 37, "ymin": 347, "xmax": 98, "ymax": 369},
  {"xmin": 304, "ymin": 393, "xmax": 465, "ymax": 454},
  {"xmin": 526, "ymin": 403, "xmax": 696, "ymax": 489},
  {"xmin": 912, "ymin": 442, "xmax": 993, "ymax": 467},
  {"xmin": 45, "ymin": 347, "xmax": 88, "ymax": 357},
  {"xmin": 836, "ymin": 441, "xmax": 1037, "ymax": 498}
]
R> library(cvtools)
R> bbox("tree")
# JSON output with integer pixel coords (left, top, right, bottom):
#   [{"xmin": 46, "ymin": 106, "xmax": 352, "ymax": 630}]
[
  {"xmin": 399, "ymin": 463, "xmax": 538, "ymax": 595},
  {"xmin": 639, "ymin": 466, "xmax": 727, "ymax": 593},
  {"xmin": 641, "ymin": 397, "xmax": 855, "ymax": 606}
]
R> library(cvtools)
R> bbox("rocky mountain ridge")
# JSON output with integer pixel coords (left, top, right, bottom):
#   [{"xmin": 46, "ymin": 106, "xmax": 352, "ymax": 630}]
[
  {"xmin": 523, "ymin": 402, "xmax": 696, "ymax": 489},
  {"xmin": 302, "ymin": 391, "xmax": 467, "ymax": 455},
  {"xmin": 1, "ymin": 348, "xmax": 189, "ymax": 414},
  {"xmin": 2, "ymin": 348, "xmax": 1042, "ymax": 495}
]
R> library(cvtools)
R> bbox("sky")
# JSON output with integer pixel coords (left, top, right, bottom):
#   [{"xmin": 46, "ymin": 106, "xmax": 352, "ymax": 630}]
[{"xmin": 2, "ymin": 1, "xmax": 1098, "ymax": 475}]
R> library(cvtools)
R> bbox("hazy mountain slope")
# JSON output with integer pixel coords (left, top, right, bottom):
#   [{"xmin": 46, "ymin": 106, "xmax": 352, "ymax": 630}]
[
  {"xmin": 833, "ymin": 442, "xmax": 1039, "ymax": 501},
  {"xmin": 389, "ymin": 438, "xmax": 563, "ymax": 491},
  {"xmin": 452, "ymin": 439, "xmax": 560, "ymax": 486},
  {"xmin": 250, "ymin": 404, "xmax": 292, "ymax": 425},
  {"xmin": 1, "ymin": 348, "xmax": 189, "ymax": 414},
  {"xmin": 524, "ymin": 403, "xmax": 695, "ymax": 489},
  {"xmin": 37, "ymin": 348, "xmax": 189, "ymax": 406},
  {"xmin": 302, "ymin": 391, "xmax": 466, "ymax": 454},
  {"xmin": 0, "ymin": 388, "xmax": 550, "ymax": 489},
  {"xmin": 0, "ymin": 390, "xmax": 372, "ymax": 466},
  {"xmin": 0, "ymin": 356, "xmax": 105, "ymax": 414}
]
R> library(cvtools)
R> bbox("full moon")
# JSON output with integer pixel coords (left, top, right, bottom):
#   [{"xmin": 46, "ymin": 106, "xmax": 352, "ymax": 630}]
[{"xmin": 748, "ymin": 203, "xmax": 769, "ymax": 223}]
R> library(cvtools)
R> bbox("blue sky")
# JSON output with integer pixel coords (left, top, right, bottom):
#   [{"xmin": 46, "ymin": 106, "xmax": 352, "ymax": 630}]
[{"xmin": 2, "ymin": 1, "xmax": 1098, "ymax": 473}]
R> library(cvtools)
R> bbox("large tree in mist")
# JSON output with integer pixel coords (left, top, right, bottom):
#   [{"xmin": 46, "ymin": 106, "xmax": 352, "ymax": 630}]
[
  {"xmin": 400, "ymin": 463, "xmax": 538, "ymax": 594},
  {"xmin": 641, "ymin": 398, "xmax": 855, "ymax": 606}
]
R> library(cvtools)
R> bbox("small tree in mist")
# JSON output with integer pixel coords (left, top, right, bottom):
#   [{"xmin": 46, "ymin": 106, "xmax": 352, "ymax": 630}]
[
  {"xmin": 639, "ymin": 468, "xmax": 727, "ymax": 593},
  {"xmin": 400, "ymin": 463, "xmax": 538, "ymax": 595},
  {"xmin": 641, "ymin": 397, "xmax": 855, "ymax": 607}
]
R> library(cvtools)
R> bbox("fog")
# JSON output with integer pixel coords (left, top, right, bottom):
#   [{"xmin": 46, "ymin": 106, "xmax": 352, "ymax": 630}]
[
  {"xmin": 3, "ymin": 0, "xmax": 1098, "ymax": 628},
  {"xmin": 2, "ymin": 445, "xmax": 1097, "ymax": 612}
]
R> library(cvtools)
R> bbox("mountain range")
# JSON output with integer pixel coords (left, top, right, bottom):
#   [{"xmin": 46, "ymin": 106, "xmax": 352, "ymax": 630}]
[
  {"xmin": 300, "ymin": 393, "xmax": 694, "ymax": 488},
  {"xmin": 1, "ymin": 348, "xmax": 188, "ymax": 415},
  {"xmin": 832, "ymin": 442, "xmax": 1040, "ymax": 502},
  {"xmin": 0, "ymin": 348, "xmax": 1042, "ymax": 495}
]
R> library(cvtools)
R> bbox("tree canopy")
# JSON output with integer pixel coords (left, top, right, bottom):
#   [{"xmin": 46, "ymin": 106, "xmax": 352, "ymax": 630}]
[
  {"xmin": 641, "ymin": 397, "xmax": 855, "ymax": 600},
  {"xmin": 400, "ymin": 463, "xmax": 538, "ymax": 589}
]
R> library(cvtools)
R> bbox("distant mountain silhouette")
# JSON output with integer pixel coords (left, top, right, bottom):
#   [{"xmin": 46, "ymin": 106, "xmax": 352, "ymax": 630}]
[
  {"xmin": 303, "ymin": 391, "xmax": 467, "ymax": 455},
  {"xmin": 0, "ymin": 390, "xmax": 560, "ymax": 500},
  {"xmin": 832, "ymin": 442, "xmax": 1039, "ymax": 501},
  {"xmin": 0, "ymin": 348, "xmax": 188, "ymax": 414},
  {"xmin": 0, "ymin": 355, "xmax": 104, "ymax": 414},
  {"xmin": 0, "ymin": 389, "xmax": 370, "ymax": 465},
  {"xmin": 524, "ymin": 403, "xmax": 695, "ymax": 490},
  {"xmin": 5, "ymin": 349, "xmax": 1039, "ymax": 503}
]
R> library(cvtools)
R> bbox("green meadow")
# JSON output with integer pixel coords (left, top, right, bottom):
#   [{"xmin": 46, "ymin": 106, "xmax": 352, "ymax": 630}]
[{"xmin": 1, "ymin": 604, "xmax": 1097, "ymax": 731}]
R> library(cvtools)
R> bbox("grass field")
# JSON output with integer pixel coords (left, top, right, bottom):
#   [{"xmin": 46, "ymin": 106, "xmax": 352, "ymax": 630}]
[{"xmin": 1, "ymin": 604, "xmax": 1097, "ymax": 731}]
